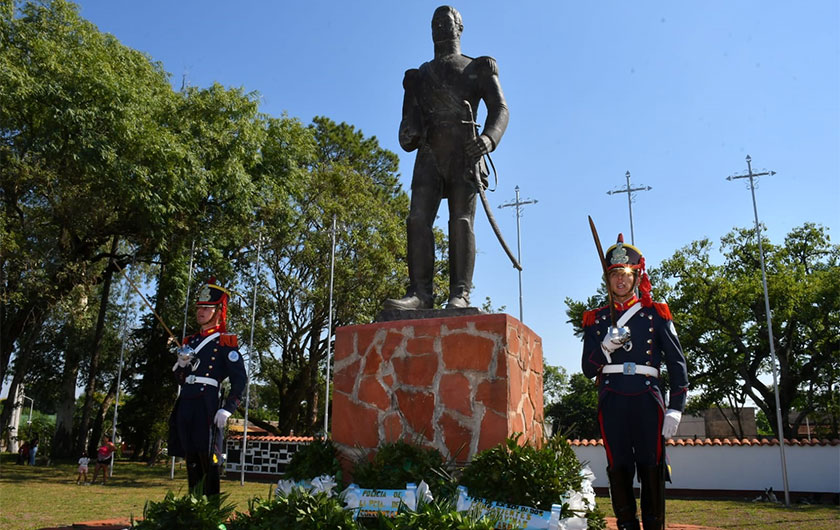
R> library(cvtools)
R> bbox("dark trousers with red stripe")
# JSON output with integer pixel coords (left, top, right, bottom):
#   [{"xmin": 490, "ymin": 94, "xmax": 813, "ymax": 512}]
[{"xmin": 599, "ymin": 391, "xmax": 666, "ymax": 530}]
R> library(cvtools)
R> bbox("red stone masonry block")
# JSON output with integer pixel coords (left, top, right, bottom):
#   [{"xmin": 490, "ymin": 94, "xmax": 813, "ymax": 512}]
[
  {"xmin": 440, "ymin": 412, "xmax": 473, "ymax": 462},
  {"xmin": 442, "ymin": 333, "xmax": 494, "ymax": 371},
  {"xmin": 332, "ymin": 392, "xmax": 380, "ymax": 449},
  {"xmin": 406, "ymin": 336, "xmax": 437, "ymax": 356},
  {"xmin": 439, "ymin": 372, "xmax": 473, "ymax": 416},
  {"xmin": 382, "ymin": 329, "xmax": 406, "ymax": 360},
  {"xmin": 395, "ymin": 389, "xmax": 436, "ymax": 442},
  {"xmin": 333, "ymin": 359, "xmax": 360, "ymax": 394},
  {"xmin": 383, "ymin": 412, "xmax": 404, "ymax": 443},
  {"xmin": 362, "ymin": 351, "xmax": 383, "ymax": 375},
  {"xmin": 475, "ymin": 379, "xmax": 508, "ymax": 415},
  {"xmin": 358, "ymin": 376, "xmax": 390, "ymax": 410},
  {"xmin": 392, "ymin": 353, "xmax": 439, "ymax": 387},
  {"xmin": 478, "ymin": 409, "xmax": 509, "ymax": 452},
  {"xmin": 334, "ymin": 331, "xmax": 354, "ymax": 362}
]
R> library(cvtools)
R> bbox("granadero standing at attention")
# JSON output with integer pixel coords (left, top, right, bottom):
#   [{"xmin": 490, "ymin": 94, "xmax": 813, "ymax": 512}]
[
  {"xmin": 581, "ymin": 235, "xmax": 689, "ymax": 530},
  {"xmin": 168, "ymin": 278, "xmax": 246, "ymax": 496}
]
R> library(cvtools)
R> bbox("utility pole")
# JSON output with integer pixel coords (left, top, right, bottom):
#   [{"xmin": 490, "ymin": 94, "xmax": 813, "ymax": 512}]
[
  {"xmin": 324, "ymin": 214, "xmax": 339, "ymax": 437},
  {"xmin": 726, "ymin": 154, "xmax": 790, "ymax": 506},
  {"xmin": 498, "ymin": 186, "xmax": 537, "ymax": 322},
  {"xmin": 606, "ymin": 171, "xmax": 652, "ymax": 246}
]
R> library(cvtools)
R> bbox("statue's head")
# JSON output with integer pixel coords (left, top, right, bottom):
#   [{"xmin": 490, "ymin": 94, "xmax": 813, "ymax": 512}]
[{"xmin": 432, "ymin": 5, "xmax": 463, "ymax": 43}]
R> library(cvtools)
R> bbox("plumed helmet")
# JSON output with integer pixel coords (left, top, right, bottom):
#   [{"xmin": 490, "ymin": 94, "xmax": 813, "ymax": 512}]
[
  {"xmin": 604, "ymin": 233, "xmax": 643, "ymax": 272},
  {"xmin": 196, "ymin": 277, "xmax": 231, "ymax": 331},
  {"xmin": 604, "ymin": 234, "xmax": 653, "ymax": 306}
]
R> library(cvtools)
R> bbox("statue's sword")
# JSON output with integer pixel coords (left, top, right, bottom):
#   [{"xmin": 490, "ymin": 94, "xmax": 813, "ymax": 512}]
[{"xmin": 462, "ymin": 100, "xmax": 522, "ymax": 271}]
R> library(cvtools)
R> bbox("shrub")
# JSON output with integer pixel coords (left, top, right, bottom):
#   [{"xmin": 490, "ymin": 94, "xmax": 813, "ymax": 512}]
[
  {"xmin": 285, "ymin": 438, "xmax": 343, "ymax": 483},
  {"xmin": 375, "ymin": 499, "xmax": 499, "ymax": 530},
  {"xmin": 228, "ymin": 489, "xmax": 358, "ymax": 530},
  {"xmin": 131, "ymin": 490, "xmax": 235, "ymax": 530},
  {"xmin": 351, "ymin": 440, "xmax": 451, "ymax": 498},
  {"xmin": 459, "ymin": 434, "xmax": 590, "ymax": 514}
]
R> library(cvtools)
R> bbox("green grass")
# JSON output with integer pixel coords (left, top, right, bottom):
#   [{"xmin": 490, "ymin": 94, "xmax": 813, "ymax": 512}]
[
  {"xmin": 0, "ymin": 454, "xmax": 837, "ymax": 530},
  {"xmin": 0, "ymin": 456, "xmax": 271, "ymax": 530},
  {"xmin": 593, "ymin": 496, "xmax": 839, "ymax": 529}
]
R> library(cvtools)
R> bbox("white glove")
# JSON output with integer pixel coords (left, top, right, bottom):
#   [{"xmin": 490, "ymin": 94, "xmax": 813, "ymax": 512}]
[
  {"xmin": 662, "ymin": 409, "xmax": 682, "ymax": 439},
  {"xmin": 175, "ymin": 345, "xmax": 194, "ymax": 368},
  {"xmin": 600, "ymin": 326, "xmax": 630, "ymax": 361},
  {"xmin": 214, "ymin": 409, "xmax": 232, "ymax": 430}
]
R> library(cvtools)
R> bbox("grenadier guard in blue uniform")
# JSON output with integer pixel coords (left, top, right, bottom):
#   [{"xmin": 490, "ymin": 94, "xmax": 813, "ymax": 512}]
[
  {"xmin": 169, "ymin": 278, "xmax": 247, "ymax": 496},
  {"xmin": 581, "ymin": 235, "xmax": 689, "ymax": 530}
]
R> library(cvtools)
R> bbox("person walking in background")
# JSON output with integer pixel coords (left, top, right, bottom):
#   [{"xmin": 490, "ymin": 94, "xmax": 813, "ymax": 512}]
[
  {"xmin": 28, "ymin": 435, "xmax": 38, "ymax": 465},
  {"xmin": 76, "ymin": 453, "xmax": 90, "ymax": 484},
  {"xmin": 581, "ymin": 234, "xmax": 689, "ymax": 530},
  {"xmin": 91, "ymin": 435, "xmax": 116, "ymax": 485}
]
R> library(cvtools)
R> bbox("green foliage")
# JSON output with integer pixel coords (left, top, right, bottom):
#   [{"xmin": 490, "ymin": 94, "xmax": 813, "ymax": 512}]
[
  {"xmin": 352, "ymin": 440, "xmax": 450, "ymax": 499},
  {"xmin": 652, "ymin": 223, "xmax": 840, "ymax": 438},
  {"xmin": 132, "ymin": 490, "xmax": 235, "ymax": 530},
  {"xmin": 458, "ymin": 435, "xmax": 584, "ymax": 514},
  {"xmin": 285, "ymin": 438, "xmax": 343, "ymax": 484},
  {"xmin": 227, "ymin": 489, "xmax": 358, "ymax": 530},
  {"xmin": 545, "ymin": 372, "xmax": 600, "ymax": 440},
  {"xmin": 542, "ymin": 362, "xmax": 568, "ymax": 407}
]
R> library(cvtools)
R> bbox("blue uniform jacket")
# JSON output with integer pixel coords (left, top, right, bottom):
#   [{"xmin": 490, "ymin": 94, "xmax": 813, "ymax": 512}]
[{"xmin": 581, "ymin": 298, "xmax": 688, "ymax": 412}]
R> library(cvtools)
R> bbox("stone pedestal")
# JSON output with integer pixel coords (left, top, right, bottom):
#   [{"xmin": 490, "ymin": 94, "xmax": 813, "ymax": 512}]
[{"xmin": 331, "ymin": 313, "xmax": 544, "ymax": 469}]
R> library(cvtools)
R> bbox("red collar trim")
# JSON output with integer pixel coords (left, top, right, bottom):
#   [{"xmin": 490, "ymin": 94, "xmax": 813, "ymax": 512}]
[
  {"xmin": 613, "ymin": 296, "xmax": 639, "ymax": 312},
  {"xmin": 199, "ymin": 325, "xmax": 221, "ymax": 337}
]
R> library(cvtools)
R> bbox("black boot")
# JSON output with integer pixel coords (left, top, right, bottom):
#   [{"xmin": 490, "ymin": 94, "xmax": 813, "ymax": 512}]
[
  {"xmin": 638, "ymin": 464, "xmax": 666, "ymax": 530},
  {"xmin": 607, "ymin": 466, "xmax": 639, "ymax": 530}
]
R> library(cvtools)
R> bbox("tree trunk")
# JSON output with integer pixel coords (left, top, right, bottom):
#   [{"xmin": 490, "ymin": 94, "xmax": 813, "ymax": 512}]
[
  {"xmin": 52, "ymin": 350, "xmax": 81, "ymax": 458},
  {"xmin": 77, "ymin": 237, "xmax": 119, "ymax": 453}
]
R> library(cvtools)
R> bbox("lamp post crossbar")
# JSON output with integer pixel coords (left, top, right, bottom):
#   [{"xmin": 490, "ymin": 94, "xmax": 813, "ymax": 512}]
[{"xmin": 606, "ymin": 171, "xmax": 652, "ymax": 246}]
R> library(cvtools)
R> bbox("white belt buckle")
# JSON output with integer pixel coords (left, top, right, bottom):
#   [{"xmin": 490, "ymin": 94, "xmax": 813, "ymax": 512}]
[
  {"xmin": 623, "ymin": 362, "xmax": 637, "ymax": 375},
  {"xmin": 185, "ymin": 375, "xmax": 196, "ymax": 384}
]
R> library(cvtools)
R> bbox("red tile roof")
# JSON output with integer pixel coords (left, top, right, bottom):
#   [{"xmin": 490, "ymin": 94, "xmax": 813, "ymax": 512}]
[
  {"xmin": 567, "ymin": 438, "xmax": 840, "ymax": 447},
  {"xmin": 227, "ymin": 434, "xmax": 315, "ymax": 443}
]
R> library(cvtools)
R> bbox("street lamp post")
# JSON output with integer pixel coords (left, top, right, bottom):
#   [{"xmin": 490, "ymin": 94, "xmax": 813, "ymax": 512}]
[
  {"xmin": 21, "ymin": 395, "xmax": 34, "ymax": 437},
  {"xmin": 726, "ymin": 154, "xmax": 790, "ymax": 506},
  {"xmin": 498, "ymin": 186, "xmax": 537, "ymax": 322}
]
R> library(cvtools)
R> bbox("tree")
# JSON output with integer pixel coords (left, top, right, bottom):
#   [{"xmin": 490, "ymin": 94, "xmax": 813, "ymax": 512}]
[
  {"xmin": 0, "ymin": 0, "xmax": 189, "ymax": 453},
  {"xmin": 652, "ymin": 223, "xmax": 838, "ymax": 439},
  {"xmin": 545, "ymin": 372, "xmax": 600, "ymax": 440},
  {"xmin": 252, "ymin": 117, "xmax": 409, "ymax": 435}
]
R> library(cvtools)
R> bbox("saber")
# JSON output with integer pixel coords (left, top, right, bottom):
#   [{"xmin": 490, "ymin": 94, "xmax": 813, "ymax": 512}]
[
  {"xmin": 588, "ymin": 216, "xmax": 617, "ymax": 326},
  {"xmin": 113, "ymin": 261, "xmax": 182, "ymax": 348},
  {"xmin": 462, "ymin": 100, "xmax": 522, "ymax": 271}
]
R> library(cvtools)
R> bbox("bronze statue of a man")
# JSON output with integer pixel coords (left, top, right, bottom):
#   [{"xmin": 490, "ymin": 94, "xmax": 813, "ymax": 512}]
[{"xmin": 385, "ymin": 5, "xmax": 509, "ymax": 310}]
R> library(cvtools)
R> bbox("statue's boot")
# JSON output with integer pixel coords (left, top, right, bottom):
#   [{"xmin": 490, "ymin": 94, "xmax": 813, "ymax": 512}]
[
  {"xmin": 638, "ymin": 464, "xmax": 666, "ymax": 530},
  {"xmin": 447, "ymin": 209, "xmax": 475, "ymax": 309},
  {"xmin": 384, "ymin": 292, "xmax": 433, "ymax": 310},
  {"xmin": 608, "ymin": 466, "xmax": 640, "ymax": 530}
]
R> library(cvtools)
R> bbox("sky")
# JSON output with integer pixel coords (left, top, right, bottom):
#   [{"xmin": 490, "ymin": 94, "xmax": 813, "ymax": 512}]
[{"xmin": 66, "ymin": 0, "xmax": 839, "ymax": 377}]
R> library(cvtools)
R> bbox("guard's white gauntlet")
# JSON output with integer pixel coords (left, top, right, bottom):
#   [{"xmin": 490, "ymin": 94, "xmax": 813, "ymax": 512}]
[
  {"xmin": 600, "ymin": 326, "xmax": 631, "ymax": 363},
  {"xmin": 662, "ymin": 409, "xmax": 682, "ymax": 439}
]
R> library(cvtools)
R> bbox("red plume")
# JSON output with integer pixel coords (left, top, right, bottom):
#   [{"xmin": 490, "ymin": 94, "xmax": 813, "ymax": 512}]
[{"xmin": 638, "ymin": 256, "xmax": 652, "ymax": 307}]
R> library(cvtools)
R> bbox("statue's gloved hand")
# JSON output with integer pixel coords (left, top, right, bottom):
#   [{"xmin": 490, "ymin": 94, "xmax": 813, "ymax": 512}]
[
  {"xmin": 662, "ymin": 409, "xmax": 682, "ymax": 439},
  {"xmin": 214, "ymin": 409, "xmax": 232, "ymax": 430},
  {"xmin": 465, "ymin": 134, "xmax": 494, "ymax": 159}
]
